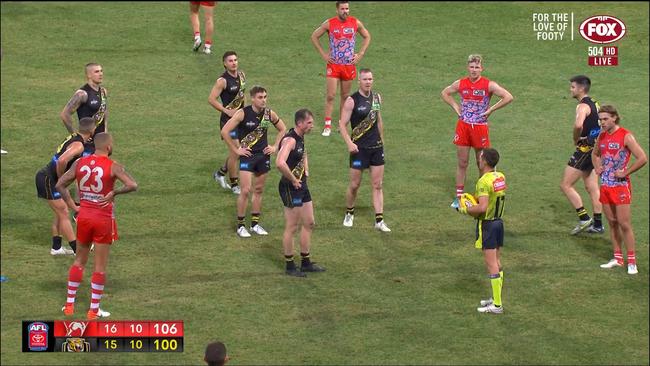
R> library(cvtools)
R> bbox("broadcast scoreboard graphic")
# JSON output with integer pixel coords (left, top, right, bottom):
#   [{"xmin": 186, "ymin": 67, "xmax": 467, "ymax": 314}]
[{"xmin": 22, "ymin": 320, "xmax": 183, "ymax": 352}]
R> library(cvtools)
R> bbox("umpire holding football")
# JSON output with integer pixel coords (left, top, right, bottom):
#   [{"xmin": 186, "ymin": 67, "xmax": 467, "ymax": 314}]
[{"xmin": 458, "ymin": 147, "xmax": 506, "ymax": 314}]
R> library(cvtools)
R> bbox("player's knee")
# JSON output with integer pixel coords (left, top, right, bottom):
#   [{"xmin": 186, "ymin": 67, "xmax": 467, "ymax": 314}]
[
  {"xmin": 349, "ymin": 181, "xmax": 361, "ymax": 192},
  {"xmin": 253, "ymin": 185, "xmax": 264, "ymax": 195},
  {"xmin": 618, "ymin": 221, "xmax": 632, "ymax": 232},
  {"xmin": 240, "ymin": 186, "xmax": 251, "ymax": 197},
  {"xmin": 372, "ymin": 179, "xmax": 383, "ymax": 190},
  {"xmin": 303, "ymin": 219, "xmax": 315, "ymax": 231},
  {"xmin": 458, "ymin": 158, "xmax": 469, "ymax": 169},
  {"xmin": 325, "ymin": 93, "xmax": 336, "ymax": 103}
]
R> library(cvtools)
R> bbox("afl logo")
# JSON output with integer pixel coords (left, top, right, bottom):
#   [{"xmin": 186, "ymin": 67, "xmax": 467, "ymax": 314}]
[{"xmin": 579, "ymin": 16, "xmax": 626, "ymax": 44}]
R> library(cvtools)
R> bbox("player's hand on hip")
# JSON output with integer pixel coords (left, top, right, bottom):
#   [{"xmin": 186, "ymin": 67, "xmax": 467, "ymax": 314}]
[
  {"xmin": 614, "ymin": 169, "xmax": 627, "ymax": 179},
  {"xmin": 263, "ymin": 145, "xmax": 276, "ymax": 155},
  {"xmin": 352, "ymin": 53, "xmax": 363, "ymax": 64},
  {"xmin": 98, "ymin": 191, "xmax": 115, "ymax": 207},
  {"xmin": 347, "ymin": 142, "xmax": 359, "ymax": 154},
  {"xmin": 237, "ymin": 146, "xmax": 252, "ymax": 157},
  {"xmin": 480, "ymin": 109, "xmax": 493, "ymax": 118}
]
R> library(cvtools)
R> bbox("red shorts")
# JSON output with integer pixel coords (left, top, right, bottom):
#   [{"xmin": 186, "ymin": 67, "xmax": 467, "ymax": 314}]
[
  {"xmin": 190, "ymin": 1, "xmax": 215, "ymax": 6},
  {"xmin": 326, "ymin": 64, "xmax": 356, "ymax": 81},
  {"xmin": 453, "ymin": 120, "xmax": 490, "ymax": 148},
  {"xmin": 600, "ymin": 185, "xmax": 632, "ymax": 205},
  {"xmin": 76, "ymin": 215, "xmax": 114, "ymax": 245}
]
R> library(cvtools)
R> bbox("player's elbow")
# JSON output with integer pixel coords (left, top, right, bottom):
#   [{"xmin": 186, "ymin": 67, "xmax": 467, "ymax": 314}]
[{"xmin": 129, "ymin": 182, "xmax": 138, "ymax": 192}]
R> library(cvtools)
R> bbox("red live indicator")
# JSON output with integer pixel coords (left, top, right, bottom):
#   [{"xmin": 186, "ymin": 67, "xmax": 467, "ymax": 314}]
[
  {"xmin": 589, "ymin": 56, "xmax": 618, "ymax": 66},
  {"xmin": 149, "ymin": 321, "xmax": 184, "ymax": 337}
]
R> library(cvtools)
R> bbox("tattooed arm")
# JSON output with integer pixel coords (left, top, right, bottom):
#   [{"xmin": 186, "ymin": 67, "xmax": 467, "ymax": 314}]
[
  {"xmin": 59, "ymin": 90, "xmax": 88, "ymax": 133},
  {"xmin": 102, "ymin": 87, "xmax": 109, "ymax": 132}
]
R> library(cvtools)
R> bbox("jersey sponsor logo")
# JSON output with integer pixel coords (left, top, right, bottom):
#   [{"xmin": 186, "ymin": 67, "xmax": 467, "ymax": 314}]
[
  {"xmin": 90, "ymin": 99, "xmax": 99, "ymax": 105},
  {"xmin": 343, "ymin": 27, "xmax": 355, "ymax": 34},
  {"xmin": 472, "ymin": 90, "xmax": 486, "ymax": 96},
  {"xmin": 245, "ymin": 120, "xmax": 257, "ymax": 128},
  {"xmin": 229, "ymin": 86, "xmax": 238, "ymax": 92},
  {"xmin": 493, "ymin": 177, "xmax": 506, "ymax": 192},
  {"xmin": 28, "ymin": 322, "xmax": 49, "ymax": 351},
  {"xmin": 608, "ymin": 142, "xmax": 620, "ymax": 149},
  {"xmin": 589, "ymin": 129, "xmax": 601, "ymax": 138},
  {"xmin": 579, "ymin": 15, "xmax": 626, "ymax": 44}
]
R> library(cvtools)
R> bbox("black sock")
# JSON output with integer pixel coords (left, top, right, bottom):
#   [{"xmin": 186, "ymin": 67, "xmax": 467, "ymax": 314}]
[
  {"xmin": 237, "ymin": 216, "xmax": 245, "ymax": 229},
  {"xmin": 217, "ymin": 166, "xmax": 227, "ymax": 176},
  {"xmin": 346, "ymin": 207, "xmax": 355, "ymax": 215},
  {"xmin": 251, "ymin": 213, "xmax": 260, "ymax": 228},
  {"xmin": 285, "ymin": 255, "xmax": 296, "ymax": 270},
  {"xmin": 230, "ymin": 177, "xmax": 239, "ymax": 188},
  {"xmin": 301, "ymin": 252, "xmax": 311, "ymax": 267},
  {"xmin": 375, "ymin": 213, "xmax": 384, "ymax": 223},
  {"xmin": 52, "ymin": 236, "xmax": 62, "ymax": 250},
  {"xmin": 576, "ymin": 207, "xmax": 590, "ymax": 221},
  {"xmin": 68, "ymin": 240, "xmax": 77, "ymax": 253},
  {"xmin": 594, "ymin": 213, "xmax": 603, "ymax": 228}
]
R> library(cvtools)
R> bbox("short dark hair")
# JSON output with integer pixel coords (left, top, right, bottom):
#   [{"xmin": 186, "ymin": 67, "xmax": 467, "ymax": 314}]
[
  {"xmin": 84, "ymin": 63, "xmax": 101, "ymax": 74},
  {"xmin": 599, "ymin": 104, "xmax": 621, "ymax": 124},
  {"xmin": 78, "ymin": 117, "xmax": 96, "ymax": 133},
  {"xmin": 294, "ymin": 109, "xmax": 313, "ymax": 125},
  {"xmin": 222, "ymin": 51, "xmax": 237, "ymax": 63},
  {"xmin": 249, "ymin": 85, "xmax": 267, "ymax": 97},
  {"xmin": 570, "ymin": 75, "xmax": 591, "ymax": 92},
  {"xmin": 359, "ymin": 68, "xmax": 372, "ymax": 75},
  {"xmin": 205, "ymin": 341, "xmax": 227, "ymax": 366},
  {"xmin": 481, "ymin": 148, "xmax": 500, "ymax": 168},
  {"xmin": 336, "ymin": 1, "xmax": 349, "ymax": 8}
]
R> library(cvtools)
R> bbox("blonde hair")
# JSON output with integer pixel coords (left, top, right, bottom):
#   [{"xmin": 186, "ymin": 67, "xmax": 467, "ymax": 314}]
[
  {"xmin": 599, "ymin": 105, "xmax": 621, "ymax": 124},
  {"xmin": 467, "ymin": 54, "xmax": 483, "ymax": 65}
]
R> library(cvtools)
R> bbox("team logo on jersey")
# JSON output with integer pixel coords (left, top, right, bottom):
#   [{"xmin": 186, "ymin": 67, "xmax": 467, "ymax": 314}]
[
  {"xmin": 245, "ymin": 121, "xmax": 257, "ymax": 128},
  {"xmin": 472, "ymin": 90, "xmax": 486, "ymax": 96},
  {"xmin": 343, "ymin": 27, "xmax": 354, "ymax": 34},
  {"xmin": 229, "ymin": 86, "xmax": 238, "ymax": 92},
  {"xmin": 608, "ymin": 142, "xmax": 620, "ymax": 149},
  {"xmin": 27, "ymin": 322, "xmax": 49, "ymax": 351},
  {"xmin": 90, "ymin": 100, "xmax": 99, "ymax": 105},
  {"xmin": 63, "ymin": 321, "xmax": 88, "ymax": 337}
]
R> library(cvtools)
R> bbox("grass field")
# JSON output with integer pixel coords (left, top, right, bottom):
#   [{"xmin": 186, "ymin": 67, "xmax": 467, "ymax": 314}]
[{"xmin": 1, "ymin": 2, "xmax": 649, "ymax": 365}]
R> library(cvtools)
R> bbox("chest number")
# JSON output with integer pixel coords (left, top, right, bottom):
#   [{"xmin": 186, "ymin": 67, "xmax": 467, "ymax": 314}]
[{"xmin": 79, "ymin": 165, "xmax": 104, "ymax": 193}]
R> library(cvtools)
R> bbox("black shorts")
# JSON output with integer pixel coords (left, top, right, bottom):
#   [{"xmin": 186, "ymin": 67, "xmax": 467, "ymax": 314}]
[
  {"xmin": 567, "ymin": 148, "xmax": 594, "ymax": 171},
  {"xmin": 349, "ymin": 147, "xmax": 385, "ymax": 170},
  {"xmin": 239, "ymin": 153, "xmax": 270, "ymax": 174},
  {"xmin": 35, "ymin": 169, "xmax": 61, "ymax": 200},
  {"xmin": 476, "ymin": 219, "xmax": 504, "ymax": 250},
  {"xmin": 279, "ymin": 180, "xmax": 312, "ymax": 208}
]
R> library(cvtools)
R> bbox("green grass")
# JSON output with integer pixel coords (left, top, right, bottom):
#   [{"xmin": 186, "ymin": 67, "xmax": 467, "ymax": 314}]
[{"xmin": 2, "ymin": 2, "xmax": 648, "ymax": 365}]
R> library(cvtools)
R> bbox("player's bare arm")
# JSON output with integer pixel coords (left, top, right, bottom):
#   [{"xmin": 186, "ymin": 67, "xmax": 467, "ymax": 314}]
[
  {"xmin": 483, "ymin": 81, "xmax": 514, "ymax": 117},
  {"xmin": 591, "ymin": 135, "xmax": 603, "ymax": 175},
  {"xmin": 60, "ymin": 90, "xmax": 88, "ymax": 133},
  {"xmin": 208, "ymin": 77, "xmax": 232, "ymax": 115},
  {"xmin": 98, "ymin": 162, "xmax": 138, "ymax": 206},
  {"xmin": 466, "ymin": 196, "xmax": 488, "ymax": 218},
  {"xmin": 311, "ymin": 21, "xmax": 334, "ymax": 63},
  {"xmin": 573, "ymin": 104, "xmax": 591, "ymax": 145},
  {"xmin": 265, "ymin": 111, "xmax": 286, "ymax": 155},
  {"xmin": 276, "ymin": 137, "xmax": 301, "ymax": 189},
  {"xmin": 222, "ymin": 109, "xmax": 250, "ymax": 157},
  {"xmin": 352, "ymin": 20, "xmax": 371, "ymax": 65},
  {"xmin": 440, "ymin": 80, "xmax": 461, "ymax": 116},
  {"xmin": 616, "ymin": 133, "xmax": 648, "ymax": 178},
  {"xmin": 377, "ymin": 101, "xmax": 385, "ymax": 144},
  {"xmin": 55, "ymin": 142, "xmax": 84, "ymax": 179},
  {"xmin": 304, "ymin": 151, "xmax": 309, "ymax": 178},
  {"xmin": 338, "ymin": 96, "xmax": 358, "ymax": 153},
  {"xmin": 55, "ymin": 160, "xmax": 80, "ymax": 212},
  {"xmin": 102, "ymin": 88, "xmax": 109, "ymax": 132}
]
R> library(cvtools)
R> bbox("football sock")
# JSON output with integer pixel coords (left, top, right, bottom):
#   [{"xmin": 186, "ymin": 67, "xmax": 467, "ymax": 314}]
[
  {"xmin": 69, "ymin": 240, "xmax": 77, "ymax": 253},
  {"xmin": 89, "ymin": 272, "xmax": 106, "ymax": 313},
  {"xmin": 346, "ymin": 207, "xmax": 355, "ymax": 216},
  {"xmin": 627, "ymin": 251, "xmax": 636, "ymax": 265},
  {"xmin": 489, "ymin": 273, "xmax": 502, "ymax": 307},
  {"xmin": 194, "ymin": 32, "xmax": 201, "ymax": 39},
  {"xmin": 499, "ymin": 269, "xmax": 504, "ymax": 290},
  {"xmin": 237, "ymin": 216, "xmax": 245, "ymax": 229},
  {"xmin": 205, "ymin": 41, "xmax": 212, "ymax": 47},
  {"xmin": 285, "ymin": 255, "xmax": 296, "ymax": 270},
  {"xmin": 324, "ymin": 117, "xmax": 332, "ymax": 128},
  {"xmin": 375, "ymin": 213, "xmax": 383, "ymax": 223},
  {"xmin": 52, "ymin": 236, "xmax": 62, "ymax": 250},
  {"xmin": 300, "ymin": 252, "xmax": 311, "ymax": 267},
  {"xmin": 456, "ymin": 185, "xmax": 464, "ymax": 198},
  {"xmin": 229, "ymin": 177, "xmax": 239, "ymax": 188},
  {"xmin": 251, "ymin": 213, "xmax": 260, "ymax": 228},
  {"xmin": 66, "ymin": 265, "xmax": 84, "ymax": 306},
  {"xmin": 217, "ymin": 166, "xmax": 227, "ymax": 177},
  {"xmin": 614, "ymin": 249, "xmax": 623, "ymax": 265},
  {"xmin": 576, "ymin": 207, "xmax": 590, "ymax": 221},
  {"xmin": 593, "ymin": 213, "xmax": 603, "ymax": 228}
]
